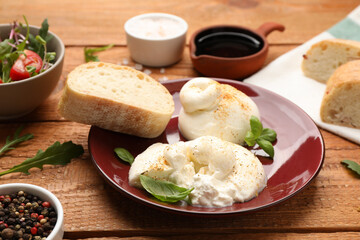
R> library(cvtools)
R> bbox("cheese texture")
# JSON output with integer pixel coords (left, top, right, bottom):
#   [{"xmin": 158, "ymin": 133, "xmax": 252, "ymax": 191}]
[
  {"xmin": 129, "ymin": 136, "xmax": 267, "ymax": 207},
  {"xmin": 178, "ymin": 78, "xmax": 260, "ymax": 145}
]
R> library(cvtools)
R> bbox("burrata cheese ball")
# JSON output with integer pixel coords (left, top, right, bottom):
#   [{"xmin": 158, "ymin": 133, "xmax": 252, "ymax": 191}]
[{"xmin": 178, "ymin": 77, "xmax": 260, "ymax": 145}]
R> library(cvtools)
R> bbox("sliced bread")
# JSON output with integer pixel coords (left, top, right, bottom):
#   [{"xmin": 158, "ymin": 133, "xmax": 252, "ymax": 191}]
[
  {"xmin": 58, "ymin": 62, "xmax": 175, "ymax": 138},
  {"xmin": 302, "ymin": 39, "xmax": 360, "ymax": 83},
  {"xmin": 320, "ymin": 60, "xmax": 360, "ymax": 129}
]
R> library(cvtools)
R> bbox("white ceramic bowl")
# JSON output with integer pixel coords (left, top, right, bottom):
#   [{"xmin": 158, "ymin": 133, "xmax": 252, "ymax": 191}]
[
  {"xmin": 0, "ymin": 183, "xmax": 64, "ymax": 240},
  {"xmin": 124, "ymin": 13, "xmax": 188, "ymax": 67}
]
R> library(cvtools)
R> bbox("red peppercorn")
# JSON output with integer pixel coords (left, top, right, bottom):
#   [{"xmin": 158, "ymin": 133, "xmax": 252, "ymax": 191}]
[
  {"xmin": 42, "ymin": 201, "xmax": 50, "ymax": 208},
  {"xmin": 31, "ymin": 213, "xmax": 38, "ymax": 219},
  {"xmin": 38, "ymin": 215, "xmax": 44, "ymax": 221},
  {"xmin": 34, "ymin": 222, "xmax": 41, "ymax": 228},
  {"xmin": 3, "ymin": 223, "xmax": 8, "ymax": 228},
  {"xmin": 0, "ymin": 221, "xmax": 3, "ymax": 225},
  {"xmin": 0, "ymin": 196, "xmax": 4, "ymax": 201},
  {"xmin": 31, "ymin": 227, "xmax": 38, "ymax": 235}
]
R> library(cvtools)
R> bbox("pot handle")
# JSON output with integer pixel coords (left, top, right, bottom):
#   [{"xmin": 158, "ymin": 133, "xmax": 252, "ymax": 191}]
[{"xmin": 256, "ymin": 22, "xmax": 285, "ymax": 37}]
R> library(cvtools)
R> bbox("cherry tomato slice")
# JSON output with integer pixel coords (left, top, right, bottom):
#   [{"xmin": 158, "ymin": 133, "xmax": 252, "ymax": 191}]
[{"xmin": 10, "ymin": 50, "xmax": 43, "ymax": 81}]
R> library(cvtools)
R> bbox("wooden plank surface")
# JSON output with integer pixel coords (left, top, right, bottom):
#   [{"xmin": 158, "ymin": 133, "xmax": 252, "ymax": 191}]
[
  {"xmin": 1, "ymin": 0, "xmax": 360, "ymax": 239},
  {"xmin": 1, "ymin": 0, "xmax": 359, "ymax": 45}
]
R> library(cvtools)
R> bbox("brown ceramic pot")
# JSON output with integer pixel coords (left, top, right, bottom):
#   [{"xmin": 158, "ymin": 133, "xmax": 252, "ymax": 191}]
[{"xmin": 189, "ymin": 22, "xmax": 285, "ymax": 80}]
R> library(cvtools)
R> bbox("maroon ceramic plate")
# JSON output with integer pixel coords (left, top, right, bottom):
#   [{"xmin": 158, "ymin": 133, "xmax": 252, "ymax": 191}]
[{"xmin": 88, "ymin": 78, "xmax": 324, "ymax": 216}]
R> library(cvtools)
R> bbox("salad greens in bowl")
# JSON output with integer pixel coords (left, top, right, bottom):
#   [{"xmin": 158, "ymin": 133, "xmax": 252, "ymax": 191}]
[{"xmin": 0, "ymin": 17, "xmax": 65, "ymax": 120}]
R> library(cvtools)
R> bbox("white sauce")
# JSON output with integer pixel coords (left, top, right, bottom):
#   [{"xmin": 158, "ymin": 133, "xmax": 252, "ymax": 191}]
[
  {"xmin": 129, "ymin": 136, "xmax": 267, "ymax": 208},
  {"xmin": 126, "ymin": 16, "xmax": 186, "ymax": 39}
]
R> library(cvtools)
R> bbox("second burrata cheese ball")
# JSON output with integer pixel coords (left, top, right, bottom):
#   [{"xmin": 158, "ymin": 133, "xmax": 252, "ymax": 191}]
[{"xmin": 178, "ymin": 77, "xmax": 260, "ymax": 145}]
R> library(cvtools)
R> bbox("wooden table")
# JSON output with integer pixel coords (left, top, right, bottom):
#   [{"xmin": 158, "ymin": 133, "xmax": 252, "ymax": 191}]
[{"xmin": 1, "ymin": 1, "xmax": 360, "ymax": 239}]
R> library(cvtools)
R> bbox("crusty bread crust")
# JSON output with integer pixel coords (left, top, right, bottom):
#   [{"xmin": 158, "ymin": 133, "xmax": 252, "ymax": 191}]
[
  {"xmin": 302, "ymin": 39, "xmax": 360, "ymax": 83},
  {"xmin": 58, "ymin": 62, "xmax": 175, "ymax": 138},
  {"xmin": 320, "ymin": 60, "xmax": 360, "ymax": 129}
]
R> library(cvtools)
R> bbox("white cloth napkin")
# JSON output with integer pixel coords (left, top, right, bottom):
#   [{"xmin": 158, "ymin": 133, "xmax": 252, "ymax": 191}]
[{"xmin": 244, "ymin": 5, "xmax": 360, "ymax": 144}]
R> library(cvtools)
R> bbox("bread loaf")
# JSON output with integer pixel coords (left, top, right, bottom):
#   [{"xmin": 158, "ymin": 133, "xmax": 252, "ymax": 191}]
[
  {"xmin": 58, "ymin": 62, "xmax": 175, "ymax": 138},
  {"xmin": 302, "ymin": 39, "xmax": 360, "ymax": 83},
  {"xmin": 320, "ymin": 60, "xmax": 360, "ymax": 129}
]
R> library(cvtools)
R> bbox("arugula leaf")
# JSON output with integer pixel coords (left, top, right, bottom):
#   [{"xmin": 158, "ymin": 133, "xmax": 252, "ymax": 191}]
[
  {"xmin": 245, "ymin": 115, "xmax": 277, "ymax": 158},
  {"xmin": 140, "ymin": 175, "xmax": 194, "ymax": 203},
  {"xmin": 0, "ymin": 141, "xmax": 84, "ymax": 177},
  {"xmin": 341, "ymin": 160, "xmax": 360, "ymax": 176},
  {"xmin": 39, "ymin": 18, "xmax": 49, "ymax": 40},
  {"xmin": 28, "ymin": 18, "xmax": 50, "ymax": 59},
  {"xmin": 84, "ymin": 44, "xmax": 114, "ymax": 62},
  {"xmin": 0, "ymin": 126, "xmax": 34, "ymax": 156},
  {"xmin": 114, "ymin": 147, "xmax": 134, "ymax": 165}
]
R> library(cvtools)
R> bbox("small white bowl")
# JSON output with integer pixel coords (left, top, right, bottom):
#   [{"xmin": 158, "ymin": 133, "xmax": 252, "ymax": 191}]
[
  {"xmin": 124, "ymin": 13, "xmax": 188, "ymax": 67},
  {"xmin": 0, "ymin": 183, "xmax": 64, "ymax": 240}
]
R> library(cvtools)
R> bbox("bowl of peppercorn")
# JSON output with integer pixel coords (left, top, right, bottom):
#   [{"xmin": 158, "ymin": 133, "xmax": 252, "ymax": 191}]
[{"xmin": 0, "ymin": 183, "xmax": 64, "ymax": 240}]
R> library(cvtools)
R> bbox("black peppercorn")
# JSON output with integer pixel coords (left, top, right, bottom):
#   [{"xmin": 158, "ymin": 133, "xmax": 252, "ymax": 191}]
[
  {"xmin": 1, "ymin": 228, "xmax": 14, "ymax": 239},
  {"xmin": 7, "ymin": 217, "xmax": 16, "ymax": 225},
  {"xmin": 49, "ymin": 211, "xmax": 56, "ymax": 218},
  {"xmin": 0, "ymin": 225, "xmax": 6, "ymax": 231},
  {"xmin": 37, "ymin": 227, "xmax": 44, "ymax": 236},
  {"xmin": 23, "ymin": 233, "xmax": 31, "ymax": 240},
  {"xmin": 25, "ymin": 226, "xmax": 31, "ymax": 234},
  {"xmin": 14, "ymin": 229, "xmax": 23, "ymax": 239},
  {"xmin": 0, "ymin": 191, "xmax": 57, "ymax": 240}
]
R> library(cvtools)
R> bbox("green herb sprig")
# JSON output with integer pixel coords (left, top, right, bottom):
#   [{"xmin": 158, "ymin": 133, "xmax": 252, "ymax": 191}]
[
  {"xmin": 341, "ymin": 160, "xmax": 360, "ymax": 177},
  {"xmin": 0, "ymin": 126, "xmax": 33, "ymax": 156},
  {"xmin": 84, "ymin": 44, "xmax": 114, "ymax": 62},
  {"xmin": 245, "ymin": 115, "xmax": 277, "ymax": 158},
  {"xmin": 0, "ymin": 141, "xmax": 84, "ymax": 177}
]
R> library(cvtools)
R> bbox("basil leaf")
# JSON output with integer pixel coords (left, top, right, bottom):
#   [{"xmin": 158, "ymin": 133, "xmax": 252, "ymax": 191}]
[
  {"xmin": 256, "ymin": 138, "xmax": 274, "ymax": 158},
  {"xmin": 140, "ymin": 175, "xmax": 193, "ymax": 203},
  {"xmin": 259, "ymin": 128, "xmax": 277, "ymax": 142},
  {"xmin": 250, "ymin": 115, "xmax": 263, "ymax": 138},
  {"xmin": 114, "ymin": 147, "xmax": 134, "ymax": 165},
  {"xmin": 244, "ymin": 131, "xmax": 256, "ymax": 146},
  {"xmin": 341, "ymin": 160, "xmax": 360, "ymax": 176}
]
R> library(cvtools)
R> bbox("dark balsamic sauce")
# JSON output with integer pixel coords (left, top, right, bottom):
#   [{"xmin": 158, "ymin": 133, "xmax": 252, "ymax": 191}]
[{"xmin": 195, "ymin": 28, "xmax": 264, "ymax": 58}]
